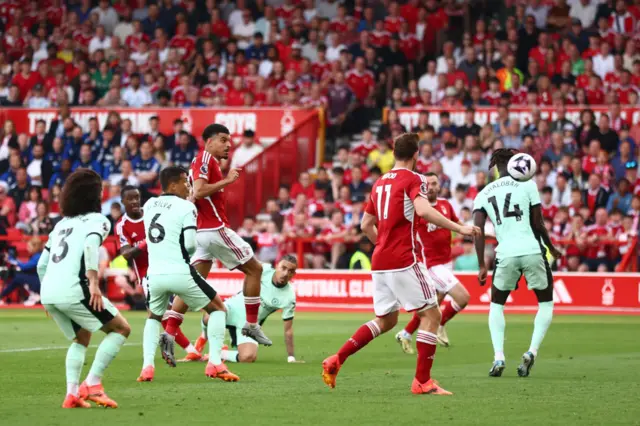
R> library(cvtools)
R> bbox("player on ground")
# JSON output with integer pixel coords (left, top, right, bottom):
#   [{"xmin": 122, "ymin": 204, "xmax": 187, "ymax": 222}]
[
  {"xmin": 38, "ymin": 169, "xmax": 131, "ymax": 409},
  {"xmin": 191, "ymin": 255, "xmax": 304, "ymax": 364},
  {"xmin": 473, "ymin": 149, "xmax": 561, "ymax": 377},
  {"xmin": 321, "ymin": 133, "xmax": 481, "ymax": 395},
  {"xmin": 395, "ymin": 172, "xmax": 471, "ymax": 353},
  {"xmin": 116, "ymin": 186, "xmax": 203, "ymax": 361},
  {"xmin": 162, "ymin": 124, "xmax": 271, "ymax": 357},
  {"xmin": 137, "ymin": 166, "xmax": 238, "ymax": 382}
]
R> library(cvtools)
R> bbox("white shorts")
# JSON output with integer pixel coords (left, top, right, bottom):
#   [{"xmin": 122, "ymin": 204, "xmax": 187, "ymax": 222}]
[
  {"xmin": 191, "ymin": 227, "xmax": 254, "ymax": 270},
  {"xmin": 427, "ymin": 262, "xmax": 460, "ymax": 294},
  {"xmin": 372, "ymin": 263, "xmax": 437, "ymax": 317}
]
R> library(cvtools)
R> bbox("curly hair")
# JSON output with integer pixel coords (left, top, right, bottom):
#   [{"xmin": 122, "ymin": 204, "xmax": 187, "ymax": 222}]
[
  {"xmin": 60, "ymin": 169, "xmax": 103, "ymax": 217},
  {"xmin": 489, "ymin": 148, "xmax": 519, "ymax": 170}
]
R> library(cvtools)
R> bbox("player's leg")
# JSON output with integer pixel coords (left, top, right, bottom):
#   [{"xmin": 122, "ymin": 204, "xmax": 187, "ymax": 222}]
[
  {"xmin": 518, "ymin": 254, "xmax": 554, "ymax": 377},
  {"xmin": 429, "ymin": 264, "xmax": 469, "ymax": 346},
  {"xmin": 395, "ymin": 313, "xmax": 419, "ymax": 354},
  {"xmin": 44, "ymin": 304, "xmax": 92, "ymax": 409},
  {"xmin": 139, "ymin": 276, "xmax": 172, "ymax": 381},
  {"xmin": 211, "ymin": 227, "xmax": 271, "ymax": 345},
  {"xmin": 322, "ymin": 271, "xmax": 399, "ymax": 389},
  {"xmin": 221, "ymin": 328, "xmax": 259, "ymax": 363},
  {"xmin": 488, "ymin": 258, "xmax": 519, "ymax": 377},
  {"xmin": 162, "ymin": 310, "xmax": 201, "ymax": 362}
]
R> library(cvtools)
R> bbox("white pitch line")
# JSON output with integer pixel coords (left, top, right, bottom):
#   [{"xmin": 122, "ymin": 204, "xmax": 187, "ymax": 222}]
[{"xmin": 0, "ymin": 342, "xmax": 140, "ymax": 353}]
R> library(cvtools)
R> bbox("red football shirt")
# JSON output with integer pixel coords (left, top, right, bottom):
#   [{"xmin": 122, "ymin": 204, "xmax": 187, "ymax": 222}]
[
  {"xmin": 345, "ymin": 69, "xmax": 375, "ymax": 101},
  {"xmin": 416, "ymin": 198, "xmax": 458, "ymax": 268},
  {"xmin": 540, "ymin": 202, "xmax": 559, "ymax": 221},
  {"xmin": 364, "ymin": 168, "xmax": 428, "ymax": 271},
  {"xmin": 190, "ymin": 151, "xmax": 229, "ymax": 230},
  {"xmin": 584, "ymin": 224, "xmax": 610, "ymax": 259},
  {"xmin": 115, "ymin": 214, "xmax": 148, "ymax": 283},
  {"xmin": 169, "ymin": 35, "xmax": 196, "ymax": 60}
]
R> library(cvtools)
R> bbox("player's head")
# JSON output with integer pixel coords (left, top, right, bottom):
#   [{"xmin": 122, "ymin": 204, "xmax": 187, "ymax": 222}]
[
  {"xmin": 121, "ymin": 185, "xmax": 142, "ymax": 218},
  {"xmin": 393, "ymin": 132, "xmax": 420, "ymax": 169},
  {"xmin": 60, "ymin": 168, "xmax": 103, "ymax": 217},
  {"xmin": 424, "ymin": 172, "xmax": 440, "ymax": 202},
  {"xmin": 160, "ymin": 166, "xmax": 189, "ymax": 199},
  {"xmin": 202, "ymin": 123, "xmax": 232, "ymax": 160},
  {"xmin": 489, "ymin": 148, "xmax": 518, "ymax": 176},
  {"xmin": 273, "ymin": 254, "xmax": 298, "ymax": 286}
]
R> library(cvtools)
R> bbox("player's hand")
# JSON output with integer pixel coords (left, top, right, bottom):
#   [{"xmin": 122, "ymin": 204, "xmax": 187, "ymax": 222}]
[
  {"xmin": 478, "ymin": 266, "xmax": 488, "ymax": 286},
  {"xmin": 226, "ymin": 168, "xmax": 241, "ymax": 184},
  {"xmin": 89, "ymin": 282, "xmax": 104, "ymax": 311},
  {"xmin": 459, "ymin": 225, "xmax": 481, "ymax": 237},
  {"xmin": 548, "ymin": 246, "xmax": 563, "ymax": 260}
]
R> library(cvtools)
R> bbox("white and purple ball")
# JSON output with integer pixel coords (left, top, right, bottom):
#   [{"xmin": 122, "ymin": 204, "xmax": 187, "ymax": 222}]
[{"xmin": 507, "ymin": 153, "xmax": 537, "ymax": 182}]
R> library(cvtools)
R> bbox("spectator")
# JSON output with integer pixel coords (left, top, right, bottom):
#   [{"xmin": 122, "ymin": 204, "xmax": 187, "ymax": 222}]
[
  {"xmin": 9, "ymin": 169, "xmax": 31, "ymax": 210},
  {"xmin": 31, "ymin": 201, "xmax": 53, "ymax": 236},
  {"xmin": 230, "ymin": 130, "xmax": 264, "ymax": 169},
  {"xmin": 101, "ymin": 184, "xmax": 122, "ymax": 216},
  {"xmin": 583, "ymin": 208, "xmax": 613, "ymax": 271},
  {"xmin": 0, "ymin": 237, "xmax": 43, "ymax": 306},
  {"xmin": 347, "ymin": 167, "xmax": 370, "ymax": 198},
  {"xmin": 168, "ymin": 131, "xmax": 196, "ymax": 169},
  {"xmin": 454, "ymin": 237, "xmax": 479, "ymax": 271},
  {"xmin": 88, "ymin": 25, "xmax": 112, "ymax": 55},
  {"xmin": 570, "ymin": 0, "xmax": 597, "ymax": 28},
  {"xmin": 552, "ymin": 173, "xmax": 572, "ymax": 207},
  {"xmin": 290, "ymin": 172, "xmax": 315, "ymax": 200},
  {"xmin": 583, "ymin": 173, "xmax": 609, "ymax": 215},
  {"xmin": 49, "ymin": 159, "xmax": 72, "ymax": 191},
  {"xmin": 607, "ymin": 178, "xmax": 632, "ymax": 214},
  {"xmin": 367, "ymin": 140, "xmax": 394, "ymax": 174},
  {"xmin": 502, "ymin": 120, "xmax": 523, "ymax": 150},
  {"xmin": 597, "ymin": 114, "xmax": 620, "ymax": 154},
  {"xmin": 93, "ymin": 0, "xmax": 120, "ymax": 35},
  {"xmin": 121, "ymin": 73, "xmax": 152, "ymax": 107},
  {"xmin": 109, "ymin": 159, "xmax": 139, "ymax": 187},
  {"xmin": 131, "ymin": 141, "xmax": 160, "ymax": 188}
]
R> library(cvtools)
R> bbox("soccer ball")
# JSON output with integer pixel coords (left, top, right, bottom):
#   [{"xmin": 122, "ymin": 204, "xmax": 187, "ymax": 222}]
[{"xmin": 507, "ymin": 153, "xmax": 537, "ymax": 182}]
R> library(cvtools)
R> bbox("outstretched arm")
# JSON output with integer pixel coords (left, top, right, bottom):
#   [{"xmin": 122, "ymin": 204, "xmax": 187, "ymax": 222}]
[
  {"xmin": 415, "ymin": 196, "xmax": 479, "ymax": 236},
  {"xmin": 473, "ymin": 209, "xmax": 488, "ymax": 286},
  {"xmin": 193, "ymin": 171, "xmax": 239, "ymax": 199}
]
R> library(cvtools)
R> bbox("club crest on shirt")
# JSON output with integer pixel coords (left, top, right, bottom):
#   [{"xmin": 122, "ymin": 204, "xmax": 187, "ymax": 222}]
[{"xmin": 200, "ymin": 163, "xmax": 208, "ymax": 175}]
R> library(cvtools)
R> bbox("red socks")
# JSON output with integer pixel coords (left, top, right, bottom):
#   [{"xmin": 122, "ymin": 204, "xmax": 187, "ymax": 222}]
[
  {"xmin": 244, "ymin": 296, "xmax": 260, "ymax": 324},
  {"xmin": 337, "ymin": 320, "xmax": 381, "ymax": 364},
  {"xmin": 162, "ymin": 313, "xmax": 192, "ymax": 350},
  {"xmin": 415, "ymin": 331, "xmax": 437, "ymax": 383},
  {"xmin": 404, "ymin": 313, "xmax": 421, "ymax": 335},
  {"xmin": 440, "ymin": 300, "xmax": 462, "ymax": 326}
]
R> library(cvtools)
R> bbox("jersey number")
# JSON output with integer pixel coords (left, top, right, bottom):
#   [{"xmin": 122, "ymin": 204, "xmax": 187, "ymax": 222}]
[
  {"xmin": 149, "ymin": 213, "xmax": 166, "ymax": 243},
  {"xmin": 487, "ymin": 193, "xmax": 523, "ymax": 225},
  {"xmin": 52, "ymin": 228, "xmax": 73, "ymax": 263},
  {"xmin": 375, "ymin": 184, "xmax": 392, "ymax": 220}
]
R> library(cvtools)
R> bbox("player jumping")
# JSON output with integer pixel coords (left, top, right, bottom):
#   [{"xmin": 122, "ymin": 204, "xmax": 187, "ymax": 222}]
[
  {"xmin": 117, "ymin": 186, "xmax": 202, "ymax": 369},
  {"xmin": 38, "ymin": 169, "xmax": 131, "ymax": 408},
  {"xmin": 161, "ymin": 124, "xmax": 270, "ymax": 364},
  {"xmin": 321, "ymin": 133, "xmax": 481, "ymax": 395},
  {"xmin": 137, "ymin": 166, "xmax": 238, "ymax": 382},
  {"xmin": 192, "ymin": 255, "xmax": 303, "ymax": 364},
  {"xmin": 473, "ymin": 149, "xmax": 561, "ymax": 377},
  {"xmin": 395, "ymin": 172, "xmax": 471, "ymax": 353}
]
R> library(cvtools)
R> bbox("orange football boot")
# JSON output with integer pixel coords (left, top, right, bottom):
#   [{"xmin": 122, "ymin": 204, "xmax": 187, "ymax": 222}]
[
  {"xmin": 178, "ymin": 352, "xmax": 203, "ymax": 362},
  {"xmin": 411, "ymin": 378, "xmax": 452, "ymax": 395},
  {"xmin": 205, "ymin": 362, "xmax": 239, "ymax": 381},
  {"xmin": 321, "ymin": 354, "xmax": 342, "ymax": 389},
  {"xmin": 78, "ymin": 382, "xmax": 118, "ymax": 408},
  {"xmin": 62, "ymin": 394, "xmax": 91, "ymax": 409},
  {"xmin": 137, "ymin": 366, "xmax": 155, "ymax": 382},
  {"xmin": 194, "ymin": 336, "xmax": 208, "ymax": 353}
]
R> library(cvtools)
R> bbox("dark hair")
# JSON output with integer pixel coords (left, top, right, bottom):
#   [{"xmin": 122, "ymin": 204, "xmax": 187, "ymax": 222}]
[
  {"xmin": 393, "ymin": 133, "xmax": 420, "ymax": 161},
  {"xmin": 120, "ymin": 185, "xmax": 139, "ymax": 199},
  {"xmin": 281, "ymin": 254, "xmax": 298, "ymax": 265},
  {"xmin": 424, "ymin": 172, "xmax": 438, "ymax": 178},
  {"xmin": 60, "ymin": 169, "xmax": 103, "ymax": 217},
  {"xmin": 541, "ymin": 186, "xmax": 553, "ymax": 194},
  {"xmin": 489, "ymin": 148, "xmax": 518, "ymax": 170},
  {"xmin": 369, "ymin": 166, "xmax": 382, "ymax": 175},
  {"xmin": 160, "ymin": 166, "xmax": 187, "ymax": 191},
  {"xmin": 202, "ymin": 124, "xmax": 230, "ymax": 141}
]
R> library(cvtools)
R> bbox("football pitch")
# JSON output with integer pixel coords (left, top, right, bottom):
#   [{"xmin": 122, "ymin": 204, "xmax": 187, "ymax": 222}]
[{"xmin": 1, "ymin": 311, "xmax": 639, "ymax": 426}]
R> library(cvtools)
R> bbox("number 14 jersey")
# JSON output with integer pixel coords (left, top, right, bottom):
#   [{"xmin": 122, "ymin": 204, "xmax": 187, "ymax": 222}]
[
  {"xmin": 144, "ymin": 194, "xmax": 198, "ymax": 276},
  {"xmin": 364, "ymin": 168, "xmax": 429, "ymax": 272},
  {"xmin": 472, "ymin": 176, "xmax": 542, "ymax": 261}
]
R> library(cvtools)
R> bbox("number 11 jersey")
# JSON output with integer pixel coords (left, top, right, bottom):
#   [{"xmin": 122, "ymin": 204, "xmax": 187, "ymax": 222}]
[
  {"xmin": 364, "ymin": 168, "xmax": 428, "ymax": 272},
  {"xmin": 40, "ymin": 213, "xmax": 111, "ymax": 304},
  {"xmin": 144, "ymin": 194, "xmax": 198, "ymax": 276},
  {"xmin": 472, "ymin": 176, "xmax": 542, "ymax": 261}
]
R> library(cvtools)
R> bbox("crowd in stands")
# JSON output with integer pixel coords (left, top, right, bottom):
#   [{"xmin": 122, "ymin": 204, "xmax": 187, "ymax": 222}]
[{"xmin": 2, "ymin": 0, "xmax": 640, "ymax": 303}]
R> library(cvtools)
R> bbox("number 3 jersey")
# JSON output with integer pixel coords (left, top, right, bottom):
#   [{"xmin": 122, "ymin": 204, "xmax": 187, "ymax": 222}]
[
  {"xmin": 40, "ymin": 213, "xmax": 111, "ymax": 304},
  {"xmin": 364, "ymin": 168, "xmax": 428, "ymax": 272},
  {"xmin": 143, "ymin": 194, "xmax": 198, "ymax": 276},
  {"xmin": 473, "ymin": 176, "xmax": 542, "ymax": 261}
]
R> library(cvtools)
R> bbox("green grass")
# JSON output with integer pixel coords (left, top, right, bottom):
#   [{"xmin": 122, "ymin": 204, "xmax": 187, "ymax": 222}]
[{"xmin": 1, "ymin": 311, "xmax": 639, "ymax": 426}]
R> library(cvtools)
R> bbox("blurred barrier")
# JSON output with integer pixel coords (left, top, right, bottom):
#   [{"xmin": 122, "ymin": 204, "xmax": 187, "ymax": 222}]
[
  {"xmin": 206, "ymin": 269, "xmax": 640, "ymax": 315},
  {"xmin": 616, "ymin": 237, "xmax": 638, "ymax": 272}
]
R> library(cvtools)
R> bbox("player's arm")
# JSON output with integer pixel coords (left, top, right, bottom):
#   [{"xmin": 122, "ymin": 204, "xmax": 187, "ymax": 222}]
[
  {"xmin": 414, "ymin": 197, "xmax": 479, "ymax": 236},
  {"xmin": 36, "ymin": 241, "xmax": 51, "ymax": 282},
  {"xmin": 360, "ymin": 211, "xmax": 378, "ymax": 243},
  {"xmin": 84, "ymin": 233, "xmax": 105, "ymax": 311},
  {"xmin": 192, "ymin": 156, "xmax": 241, "ymax": 200},
  {"xmin": 116, "ymin": 222, "xmax": 146, "ymax": 261},
  {"xmin": 473, "ymin": 208, "xmax": 488, "ymax": 286},
  {"xmin": 282, "ymin": 301, "xmax": 303, "ymax": 363},
  {"xmin": 183, "ymin": 206, "xmax": 198, "ymax": 256},
  {"xmin": 531, "ymin": 205, "xmax": 562, "ymax": 259}
]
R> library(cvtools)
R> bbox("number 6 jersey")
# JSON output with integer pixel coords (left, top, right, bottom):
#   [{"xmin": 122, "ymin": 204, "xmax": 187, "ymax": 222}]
[
  {"xmin": 143, "ymin": 194, "xmax": 198, "ymax": 276},
  {"xmin": 472, "ymin": 176, "xmax": 542, "ymax": 261},
  {"xmin": 40, "ymin": 213, "xmax": 111, "ymax": 304},
  {"xmin": 364, "ymin": 168, "xmax": 429, "ymax": 272}
]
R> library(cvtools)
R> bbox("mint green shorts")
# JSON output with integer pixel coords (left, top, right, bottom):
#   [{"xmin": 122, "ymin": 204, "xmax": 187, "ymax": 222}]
[
  {"xmin": 44, "ymin": 297, "xmax": 119, "ymax": 340},
  {"xmin": 146, "ymin": 267, "xmax": 217, "ymax": 316},
  {"xmin": 493, "ymin": 254, "xmax": 551, "ymax": 292}
]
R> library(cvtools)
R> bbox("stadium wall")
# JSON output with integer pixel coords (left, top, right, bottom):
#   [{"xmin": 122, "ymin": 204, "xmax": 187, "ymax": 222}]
[{"xmin": 207, "ymin": 270, "xmax": 640, "ymax": 315}]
